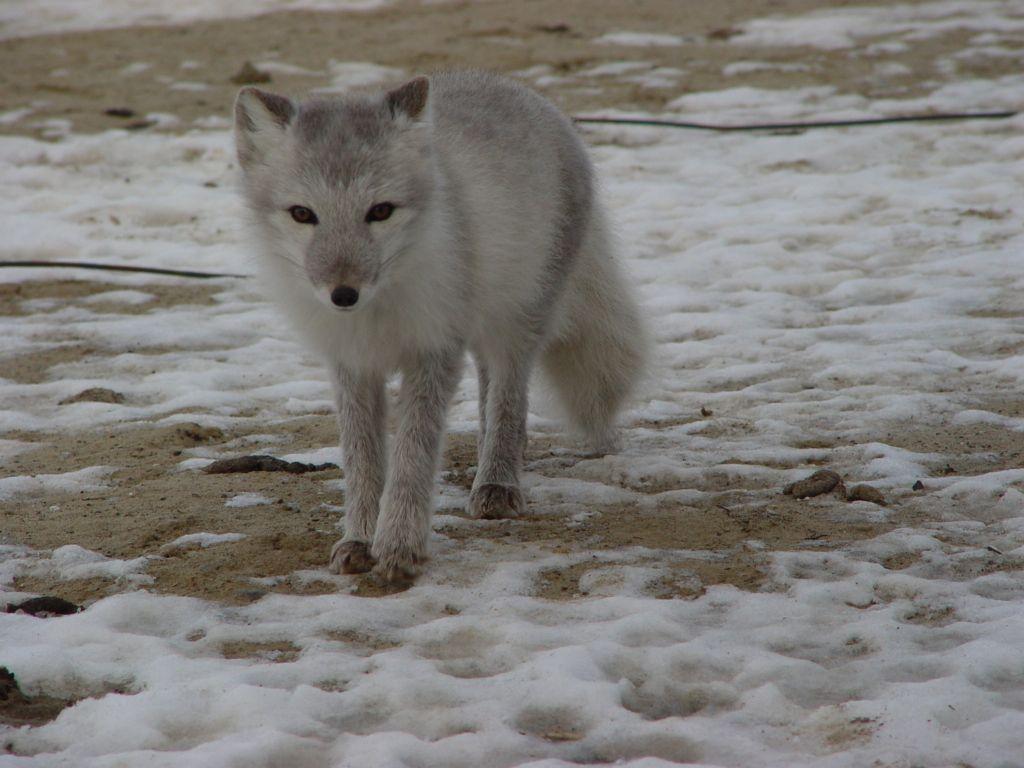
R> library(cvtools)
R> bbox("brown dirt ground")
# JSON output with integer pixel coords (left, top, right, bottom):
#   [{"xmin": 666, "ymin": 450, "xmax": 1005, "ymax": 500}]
[
  {"xmin": 1, "ymin": 0, "xmax": 1018, "ymax": 140},
  {"xmin": 1, "ymin": 2, "xmax": 1022, "ymax": 622}
]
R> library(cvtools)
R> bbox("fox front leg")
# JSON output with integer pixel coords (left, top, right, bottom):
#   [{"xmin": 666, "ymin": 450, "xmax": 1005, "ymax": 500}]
[
  {"xmin": 371, "ymin": 348, "xmax": 464, "ymax": 584},
  {"xmin": 328, "ymin": 366, "xmax": 386, "ymax": 575}
]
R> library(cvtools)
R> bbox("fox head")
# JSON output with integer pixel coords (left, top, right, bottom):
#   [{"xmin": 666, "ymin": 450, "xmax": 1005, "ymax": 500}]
[{"xmin": 234, "ymin": 77, "xmax": 434, "ymax": 310}]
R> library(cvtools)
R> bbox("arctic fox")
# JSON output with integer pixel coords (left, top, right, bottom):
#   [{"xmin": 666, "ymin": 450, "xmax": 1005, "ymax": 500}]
[{"xmin": 234, "ymin": 71, "xmax": 646, "ymax": 584}]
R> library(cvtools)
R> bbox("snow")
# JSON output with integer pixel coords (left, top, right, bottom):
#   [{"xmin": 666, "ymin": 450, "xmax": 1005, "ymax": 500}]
[
  {"xmin": 665, "ymin": 75, "xmax": 1024, "ymax": 123},
  {"xmin": 253, "ymin": 61, "xmax": 323, "ymax": 77},
  {"xmin": 1, "ymin": 545, "xmax": 152, "ymax": 587},
  {"xmin": 593, "ymin": 32, "xmax": 688, "ymax": 48},
  {"xmin": 0, "ymin": 439, "xmax": 38, "ymax": 466},
  {"xmin": 0, "ymin": 466, "xmax": 115, "ymax": 502},
  {"xmin": 315, "ymin": 62, "xmax": 407, "ymax": 94},
  {"xmin": 282, "ymin": 447, "xmax": 343, "ymax": 466},
  {"xmin": 730, "ymin": 0, "xmax": 1024, "ymax": 50},
  {"xmin": 224, "ymin": 494, "xmax": 272, "ymax": 509},
  {"xmin": 81, "ymin": 290, "xmax": 156, "ymax": 306},
  {"xmin": 163, "ymin": 532, "xmax": 249, "ymax": 547},
  {"xmin": 0, "ymin": 0, "xmax": 391, "ymax": 39},
  {"xmin": 722, "ymin": 61, "xmax": 811, "ymax": 77},
  {"xmin": 3, "ymin": 0, "xmax": 1024, "ymax": 765},
  {"xmin": 0, "ymin": 108, "xmax": 35, "ymax": 125}
]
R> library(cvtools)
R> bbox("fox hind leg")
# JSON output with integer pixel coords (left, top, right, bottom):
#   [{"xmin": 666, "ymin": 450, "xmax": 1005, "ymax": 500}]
[{"xmin": 469, "ymin": 341, "xmax": 536, "ymax": 520}]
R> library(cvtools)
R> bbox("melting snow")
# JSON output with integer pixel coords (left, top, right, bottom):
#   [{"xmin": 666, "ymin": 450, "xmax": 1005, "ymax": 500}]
[
  {"xmin": 163, "ymin": 532, "xmax": 249, "ymax": 547},
  {"xmin": 2, "ymin": 1, "xmax": 1024, "ymax": 765}
]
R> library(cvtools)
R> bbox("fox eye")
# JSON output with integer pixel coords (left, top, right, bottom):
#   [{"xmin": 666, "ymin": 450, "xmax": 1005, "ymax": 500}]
[
  {"xmin": 365, "ymin": 202, "xmax": 395, "ymax": 223},
  {"xmin": 288, "ymin": 205, "xmax": 318, "ymax": 225}
]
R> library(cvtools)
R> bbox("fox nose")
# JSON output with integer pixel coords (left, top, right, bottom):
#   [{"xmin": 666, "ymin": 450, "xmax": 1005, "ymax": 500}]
[{"xmin": 330, "ymin": 285, "xmax": 359, "ymax": 308}]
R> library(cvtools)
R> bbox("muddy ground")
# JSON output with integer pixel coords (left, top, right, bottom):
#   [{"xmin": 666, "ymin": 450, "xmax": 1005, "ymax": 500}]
[
  {"xmin": 0, "ymin": 0, "xmax": 1013, "ymax": 140},
  {"xmin": 1, "ymin": 0, "xmax": 1022, "ymax": 647},
  {"xmin": 4, "ymin": 277, "xmax": 1022, "ymax": 615}
]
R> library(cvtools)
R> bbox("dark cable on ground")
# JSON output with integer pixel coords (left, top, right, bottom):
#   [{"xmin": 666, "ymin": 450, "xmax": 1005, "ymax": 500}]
[
  {"xmin": 0, "ymin": 260, "xmax": 247, "ymax": 279},
  {"xmin": 1, "ymin": 109, "xmax": 1018, "ymax": 281},
  {"xmin": 574, "ymin": 110, "xmax": 1018, "ymax": 132}
]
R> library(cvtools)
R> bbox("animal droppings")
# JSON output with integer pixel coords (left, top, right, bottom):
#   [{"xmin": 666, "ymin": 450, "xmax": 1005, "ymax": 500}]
[
  {"xmin": 784, "ymin": 469, "xmax": 842, "ymax": 499},
  {"xmin": 204, "ymin": 455, "xmax": 337, "ymax": 474}
]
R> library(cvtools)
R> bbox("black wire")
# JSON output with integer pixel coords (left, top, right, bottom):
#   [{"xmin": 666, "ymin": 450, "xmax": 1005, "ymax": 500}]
[
  {"xmin": 1, "ymin": 109, "xmax": 1017, "ymax": 282},
  {"xmin": 0, "ymin": 260, "xmax": 248, "ymax": 279},
  {"xmin": 575, "ymin": 110, "xmax": 1018, "ymax": 131}
]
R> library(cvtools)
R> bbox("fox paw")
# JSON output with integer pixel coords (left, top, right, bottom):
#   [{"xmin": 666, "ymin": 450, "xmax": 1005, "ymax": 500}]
[
  {"xmin": 329, "ymin": 540, "xmax": 376, "ymax": 575},
  {"xmin": 370, "ymin": 541, "xmax": 426, "ymax": 586},
  {"xmin": 469, "ymin": 483, "xmax": 525, "ymax": 520}
]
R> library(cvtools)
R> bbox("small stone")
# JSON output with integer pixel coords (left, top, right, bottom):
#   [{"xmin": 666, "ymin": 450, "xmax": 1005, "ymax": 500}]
[
  {"xmin": 708, "ymin": 26, "xmax": 742, "ymax": 40},
  {"xmin": 230, "ymin": 61, "xmax": 272, "ymax": 85},
  {"xmin": 0, "ymin": 667, "xmax": 24, "ymax": 700},
  {"xmin": 5, "ymin": 596, "xmax": 81, "ymax": 617},
  {"xmin": 235, "ymin": 589, "xmax": 268, "ymax": 602},
  {"xmin": 175, "ymin": 423, "xmax": 224, "ymax": 444},
  {"xmin": 103, "ymin": 107, "xmax": 136, "ymax": 118},
  {"xmin": 59, "ymin": 388, "xmax": 125, "ymax": 405},
  {"xmin": 543, "ymin": 729, "xmax": 583, "ymax": 742},
  {"xmin": 535, "ymin": 23, "xmax": 571, "ymax": 34},
  {"xmin": 846, "ymin": 484, "xmax": 886, "ymax": 505},
  {"xmin": 784, "ymin": 469, "xmax": 842, "ymax": 499}
]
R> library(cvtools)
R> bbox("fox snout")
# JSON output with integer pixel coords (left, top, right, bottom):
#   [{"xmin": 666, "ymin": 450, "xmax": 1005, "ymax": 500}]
[
  {"xmin": 330, "ymin": 285, "xmax": 360, "ymax": 308},
  {"xmin": 315, "ymin": 278, "xmax": 368, "ymax": 311},
  {"xmin": 307, "ymin": 258, "xmax": 374, "ymax": 311}
]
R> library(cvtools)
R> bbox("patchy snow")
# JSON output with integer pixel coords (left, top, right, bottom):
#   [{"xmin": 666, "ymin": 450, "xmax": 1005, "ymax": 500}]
[
  {"xmin": 168, "ymin": 81, "xmax": 209, "ymax": 93},
  {"xmin": 0, "ymin": 439, "xmax": 38, "ymax": 467},
  {"xmin": 163, "ymin": 531, "xmax": 249, "ymax": 547},
  {"xmin": 0, "ymin": 545, "xmax": 152, "ymax": 587},
  {"xmin": 119, "ymin": 62, "xmax": 152, "ymax": 77},
  {"xmin": 253, "ymin": 60, "xmax": 324, "ymax": 77},
  {"xmin": 730, "ymin": 0, "xmax": 1024, "ymax": 50},
  {"xmin": 175, "ymin": 457, "xmax": 217, "ymax": 472},
  {"xmin": 722, "ymin": 61, "xmax": 812, "ymax": 77},
  {"xmin": 81, "ymin": 290, "xmax": 157, "ymax": 306},
  {"xmin": 0, "ymin": 107, "xmax": 35, "ymax": 125},
  {"xmin": 666, "ymin": 74, "xmax": 1024, "ymax": 123},
  {"xmin": 282, "ymin": 447, "xmax": 343, "ymax": 466},
  {"xmin": 579, "ymin": 61, "xmax": 652, "ymax": 78},
  {"xmin": 0, "ymin": 0, "xmax": 392, "ymax": 39},
  {"xmin": 314, "ymin": 61, "xmax": 406, "ymax": 94},
  {"xmin": 0, "ymin": 466, "xmax": 115, "ymax": 501},
  {"xmin": 224, "ymin": 494, "xmax": 273, "ymax": 509},
  {"xmin": 2, "ymin": 1, "xmax": 1024, "ymax": 765},
  {"xmin": 594, "ymin": 32, "xmax": 688, "ymax": 48}
]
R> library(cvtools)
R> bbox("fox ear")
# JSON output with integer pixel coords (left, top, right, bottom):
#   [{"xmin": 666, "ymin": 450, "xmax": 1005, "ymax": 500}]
[
  {"xmin": 234, "ymin": 87, "xmax": 295, "ymax": 167},
  {"xmin": 386, "ymin": 76, "xmax": 429, "ymax": 121}
]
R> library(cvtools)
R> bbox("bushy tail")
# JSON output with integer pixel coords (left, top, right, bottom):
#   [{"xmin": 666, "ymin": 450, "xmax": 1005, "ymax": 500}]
[{"xmin": 541, "ymin": 211, "xmax": 648, "ymax": 451}]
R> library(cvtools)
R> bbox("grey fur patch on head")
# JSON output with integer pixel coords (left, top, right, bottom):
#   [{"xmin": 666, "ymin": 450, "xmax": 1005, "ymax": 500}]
[
  {"xmin": 293, "ymin": 97, "xmax": 388, "ymax": 150},
  {"xmin": 387, "ymin": 77, "xmax": 429, "ymax": 120}
]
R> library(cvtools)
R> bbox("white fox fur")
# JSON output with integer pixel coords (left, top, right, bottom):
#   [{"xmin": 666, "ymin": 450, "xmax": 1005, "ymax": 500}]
[{"xmin": 234, "ymin": 70, "xmax": 647, "ymax": 583}]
